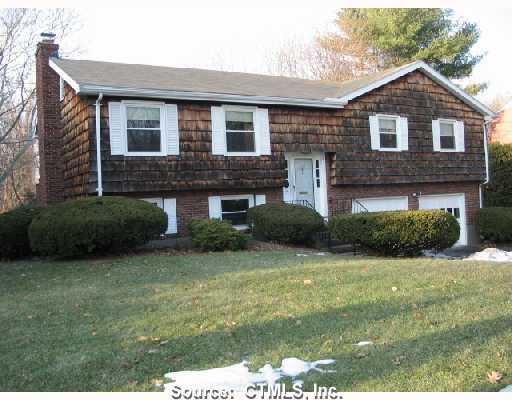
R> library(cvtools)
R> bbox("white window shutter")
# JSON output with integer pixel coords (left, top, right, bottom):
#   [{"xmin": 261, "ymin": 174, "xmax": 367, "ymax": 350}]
[
  {"xmin": 163, "ymin": 198, "xmax": 177, "ymax": 234},
  {"xmin": 165, "ymin": 104, "xmax": 179, "ymax": 155},
  {"xmin": 369, "ymin": 116, "xmax": 380, "ymax": 150},
  {"xmin": 256, "ymin": 108, "xmax": 271, "ymax": 155},
  {"xmin": 255, "ymin": 194, "xmax": 266, "ymax": 206},
  {"xmin": 211, "ymin": 106, "xmax": 226, "ymax": 155},
  {"xmin": 399, "ymin": 117, "xmax": 409, "ymax": 151},
  {"xmin": 455, "ymin": 120, "xmax": 465, "ymax": 152},
  {"xmin": 432, "ymin": 120, "xmax": 441, "ymax": 151},
  {"xmin": 208, "ymin": 196, "xmax": 222, "ymax": 219},
  {"xmin": 108, "ymin": 102, "xmax": 123, "ymax": 155}
]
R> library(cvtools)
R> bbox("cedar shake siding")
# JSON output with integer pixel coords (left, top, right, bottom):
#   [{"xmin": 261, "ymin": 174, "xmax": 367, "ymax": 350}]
[
  {"xmin": 61, "ymin": 82, "xmax": 91, "ymax": 198},
  {"xmin": 334, "ymin": 71, "xmax": 486, "ymax": 185},
  {"xmin": 78, "ymin": 70, "xmax": 485, "ymax": 195}
]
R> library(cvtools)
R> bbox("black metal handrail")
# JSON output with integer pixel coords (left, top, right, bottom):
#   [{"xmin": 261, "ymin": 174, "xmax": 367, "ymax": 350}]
[{"xmin": 284, "ymin": 199, "xmax": 315, "ymax": 209}]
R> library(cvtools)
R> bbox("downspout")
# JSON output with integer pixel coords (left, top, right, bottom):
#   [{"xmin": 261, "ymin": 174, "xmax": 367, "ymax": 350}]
[
  {"xmin": 479, "ymin": 117, "xmax": 492, "ymax": 208},
  {"xmin": 95, "ymin": 93, "xmax": 104, "ymax": 196}
]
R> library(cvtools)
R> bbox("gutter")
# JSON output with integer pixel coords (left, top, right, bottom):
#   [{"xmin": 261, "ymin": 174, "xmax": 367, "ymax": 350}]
[
  {"xmin": 479, "ymin": 117, "xmax": 492, "ymax": 208},
  {"xmin": 78, "ymin": 85, "xmax": 347, "ymax": 109},
  {"xmin": 95, "ymin": 93, "xmax": 104, "ymax": 196}
]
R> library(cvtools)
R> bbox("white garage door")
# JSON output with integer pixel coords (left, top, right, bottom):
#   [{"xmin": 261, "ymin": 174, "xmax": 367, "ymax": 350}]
[
  {"xmin": 353, "ymin": 196, "xmax": 408, "ymax": 213},
  {"xmin": 419, "ymin": 193, "xmax": 467, "ymax": 246}
]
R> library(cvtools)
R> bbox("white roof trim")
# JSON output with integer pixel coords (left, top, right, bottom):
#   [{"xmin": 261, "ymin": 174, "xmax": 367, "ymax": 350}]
[
  {"xmin": 335, "ymin": 61, "xmax": 495, "ymax": 117},
  {"xmin": 49, "ymin": 59, "xmax": 81, "ymax": 93},
  {"xmin": 77, "ymin": 84, "xmax": 346, "ymax": 108}
]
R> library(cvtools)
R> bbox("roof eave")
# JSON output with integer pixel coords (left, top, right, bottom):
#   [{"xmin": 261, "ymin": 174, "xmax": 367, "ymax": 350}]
[
  {"xmin": 336, "ymin": 61, "xmax": 495, "ymax": 117},
  {"xmin": 77, "ymin": 84, "xmax": 346, "ymax": 108}
]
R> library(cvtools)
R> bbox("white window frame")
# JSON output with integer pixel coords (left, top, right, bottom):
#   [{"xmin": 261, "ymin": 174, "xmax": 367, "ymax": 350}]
[
  {"xmin": 437, "ymin": 118, "xmax": 459, "ymax": 153},
  {"xmin": 220, "ymin": 194, "xmax": 255, "ymax": 229},
  {"xmin": 223, "ymin": 105, "xmax": 258, "ymax": 157},
  {"xmin": 122, "ymin": 100, "xmax": 167, "ymax": 157},
  {"xmin": 376, "ymin": 114, "xmax": 401, "ymax": 152}
]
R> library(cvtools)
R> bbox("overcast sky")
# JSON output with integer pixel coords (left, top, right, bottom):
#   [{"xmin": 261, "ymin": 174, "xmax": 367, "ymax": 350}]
[{"xmin": 61, "ymin": 4, "xmax": 512, "ymax": 104}]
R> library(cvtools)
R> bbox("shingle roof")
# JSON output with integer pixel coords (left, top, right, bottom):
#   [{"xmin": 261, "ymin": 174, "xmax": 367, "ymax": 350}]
[
  {"xmin": 50, "ymin": 58, "xmax": 494, "ymax": 115},
  {"xmin": 52, "ymin": 58, "xmax": 413, "ymax": 100}
]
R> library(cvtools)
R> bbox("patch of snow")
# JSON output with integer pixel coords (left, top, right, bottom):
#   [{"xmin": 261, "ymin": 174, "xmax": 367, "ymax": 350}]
[
  {"xmin": 466, "ymin": 248, "xmax": 512, "ymax": 262},
  {"xmin": 280, "ymin": 358, "xmax": 335, "ymax": 376},
  {"xmin": 296, "ymin": 253, "xmax": 309, "ymax": 257},
  {"xmin": 500, "ymin": 385, "xmax": 512, "ymax": 392},
  {"xmin": 315, "ymin": 252, "xmax": 327, "ymax": 256},
  {"xmin": 162, "ymin": 358, "xmax": 335, "ymax": 391},
  {"xmin": 424, "ymin": 247, "xmax": 512, "ymax": 262},
  {"xmin": 355, "ymin": 341, "xmax": 373, "ymax": 347},
  {"xmin": 423, "ymin": 250, "xmax": 461, "ymax": 260}
]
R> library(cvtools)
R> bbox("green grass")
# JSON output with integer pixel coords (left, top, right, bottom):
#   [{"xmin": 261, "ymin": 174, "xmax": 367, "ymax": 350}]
[{"xmin": 1, "ymin": 250, "xmax": 511, "ymax": 391}]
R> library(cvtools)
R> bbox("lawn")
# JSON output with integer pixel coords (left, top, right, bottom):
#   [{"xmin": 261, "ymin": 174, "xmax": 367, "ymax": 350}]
[{"xmin": 1, "ymin": 250, "xmax": 511, "ymax": 392}]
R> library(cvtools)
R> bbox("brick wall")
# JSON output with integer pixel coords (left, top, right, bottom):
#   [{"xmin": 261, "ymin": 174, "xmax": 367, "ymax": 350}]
[
  {"xmin": 35, "ymin": 39, "xmax": 64, "ymax": 205},
  {"xmin": 125, "ymin": 187, "xmax": 283, "ymax": 235}
]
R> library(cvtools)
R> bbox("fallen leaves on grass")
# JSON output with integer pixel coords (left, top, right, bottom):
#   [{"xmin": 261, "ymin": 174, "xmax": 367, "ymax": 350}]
[
  {"xmin": 151, "ymin": 378, "xmax": 164, "ymax": 386},
  {"xmin": 487, "ymin": 371, "xmax": 503, "ymax": 384},
  {"xmin": 392, "ymin": 287, "xmax": 398, "ymax": 292},
  {"xmin": 392, "ymin": 355, "xmax": 406, "ymax": 366},
  {"xmin": 340, "ymin": 312, "xmax": 350, "ymax": 318},
  {"xmin": 303, "ymin": 279, "xmax": 313, "ymax": 285}
]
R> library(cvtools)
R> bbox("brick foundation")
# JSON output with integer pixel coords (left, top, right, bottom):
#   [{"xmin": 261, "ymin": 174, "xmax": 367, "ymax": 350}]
[{"xmin": 122, "ymin": 187, "xmax": 283, "ymax": 236}]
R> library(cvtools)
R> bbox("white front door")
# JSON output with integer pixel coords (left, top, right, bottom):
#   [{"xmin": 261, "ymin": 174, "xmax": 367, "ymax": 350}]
[
  {"xmin": 284, "ymin": 153, "xmax": 328, "ymax": 217},
  {"xmin": 419, "ymin": 194, "xmax": 467, "ymax": 246},
  {"xmin": 294, "ymin": 158, "xmax": 315, "ymax": 208}
]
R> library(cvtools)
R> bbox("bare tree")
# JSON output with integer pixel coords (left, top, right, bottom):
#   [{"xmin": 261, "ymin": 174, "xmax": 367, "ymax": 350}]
[
  {"xmin": 267, "ymin": 33, "xmax": 378, "ymax": 83},
  {"xmin": 0, "ymin": 9, "xmax": 80, "ymax": 212}
]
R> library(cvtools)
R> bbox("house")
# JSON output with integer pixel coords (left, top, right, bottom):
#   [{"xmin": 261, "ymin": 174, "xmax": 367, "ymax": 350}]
[
  {"xmin": 489, "ymin": 101, "xmax": 512, "ymax": 144},
  {"xmin": 35, "ymin": 35, "xmax": 494, "ymax": 246}
]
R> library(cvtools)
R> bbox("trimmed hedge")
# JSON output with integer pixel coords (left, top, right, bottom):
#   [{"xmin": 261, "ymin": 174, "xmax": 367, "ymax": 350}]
[
  {"xmin": 0, "ymin": 204, "xmax": 40, "ymax": 260},
  {"xmin": 476, "ymin": 207, "xmax": 512, "ymax": 243},
  {"xmin": 329, "ymin": 210, "xmax": 460, "ymax": 256},
  {"xmin": 29, "ymin": 197, "xmax": 167, "ymax": 258},
  {"xmin": 484, "ymin": 143, "xmax": 512, "ymax": 207},
  {"xmin": 187, "ymin": 219, "xmax": 248, "ymax": 252},
  {"xmin": 247, "ymin": 203, "xmax": 325, "ymax": 244}
]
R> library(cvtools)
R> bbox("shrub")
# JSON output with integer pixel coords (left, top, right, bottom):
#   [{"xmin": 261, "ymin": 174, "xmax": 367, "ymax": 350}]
[
  {"xmin": 187, "ymin": 219, "xmax": 248, "ymax": 251},
  {"xmin": 0, "ymin": 204, "xmax": 40, "ymax": 260},
  {"xmin": 329, "ymin": 210, "xmax": 460, "ymax": 257},
  {"xmin": 476, "ymin": 207, "xmax": 512, "ymax": 243},
  {"xmin": 484, "ymin": 143, "xmax": 512, "ymax": 207},
  {"xmin": 247, "ymin": 203, "xmax": 325, "ymax": 244},
  {"xmin": 29, "ymin": 197, "xmax": 167, "ymax": 258}
]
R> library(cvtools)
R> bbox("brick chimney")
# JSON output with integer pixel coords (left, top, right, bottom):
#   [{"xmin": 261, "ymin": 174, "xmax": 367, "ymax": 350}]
[{"xmin": 35, "ymin": 33, "xmax": 64, "ymax": 205}]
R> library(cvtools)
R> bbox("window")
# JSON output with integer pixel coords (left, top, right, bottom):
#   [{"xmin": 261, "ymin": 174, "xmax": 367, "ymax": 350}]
[
  {"xmin": 432, "ymin": 119, "xmax": 464, "ymax": 152},
  {"xmin": 208, "ymin": 194, "xmax": 264, "ymax": 228},
  {"xmin": 108, "ymin": 101, "xmax": 179, "ymax": 157},
  {"xmin": 221, "ymin": 198, "xmax": 250, "ymax": 225},
  {"xmin": 126, "ymin": 106, "xmax": 162, "ymax": 153},
  {"xmin": 440, "ymin": 121, "xmax": 456, "ymax": 150},
  {"xmin": 378, "ymin": 116, "xmax": 398, "ymax": 149},
  {"xmin": 369, "ymin": 115, "xmax": 408, "ymax": 151},
  {"xmin": 225, "ymin": 110, "xmax": 255, "ymax": 153},
  {"xmin": 210, "ymin": 106, "xmax": 271, "ymax": 156},
  {"xmin": 140, "ymin": 197, "xmax": 177, "ymax": 234}
]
